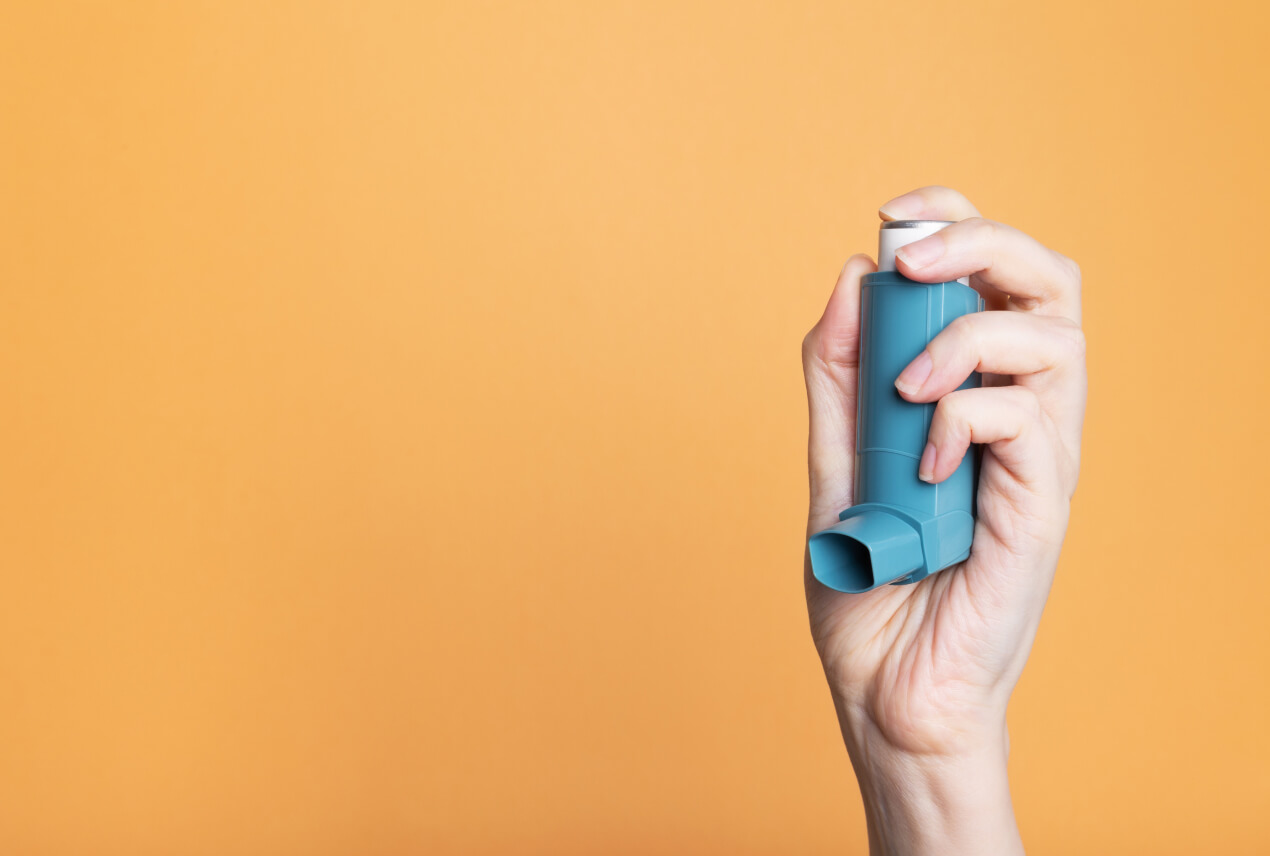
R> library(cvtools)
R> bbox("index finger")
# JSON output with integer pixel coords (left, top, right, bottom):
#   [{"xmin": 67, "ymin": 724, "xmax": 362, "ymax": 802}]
[
  {"xmin": 895, "ymin": 218, "xmax": 1082, "ymax": 322},
  {"xmin": 878, "ymin": 186, "xmax": 1011, "ymax": 311},
  {"xmin": 879, "ymin": 185, "xmax": 981, "ymax": 222}
]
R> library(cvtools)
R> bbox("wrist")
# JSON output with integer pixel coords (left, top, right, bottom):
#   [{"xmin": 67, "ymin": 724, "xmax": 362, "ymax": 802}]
[{"xmin": 835, "ymin": 697, "xmax": 1023, "ymax": 856}]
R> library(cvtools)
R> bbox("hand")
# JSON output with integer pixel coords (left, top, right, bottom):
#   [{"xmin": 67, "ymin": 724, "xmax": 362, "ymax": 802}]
[{"xmin": 801, "ymin": 186, "xmax": 1086, "ymax": 855}]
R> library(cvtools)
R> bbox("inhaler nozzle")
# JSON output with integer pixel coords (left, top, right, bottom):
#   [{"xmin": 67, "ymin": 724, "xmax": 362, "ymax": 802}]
[{"xmin": 809, "ymin": 511, "xmax": 924, "ymax": 593}]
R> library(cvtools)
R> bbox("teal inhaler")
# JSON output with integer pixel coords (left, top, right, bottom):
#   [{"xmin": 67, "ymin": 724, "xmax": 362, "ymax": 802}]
[{"xmin": 808, "ymin": 221, "xmax": 983, "ymax": 593}]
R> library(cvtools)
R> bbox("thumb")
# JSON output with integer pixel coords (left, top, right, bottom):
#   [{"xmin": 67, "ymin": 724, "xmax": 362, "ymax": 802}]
[{"xmin": 803, "ymin": 254, "xmax": 875, "ymax": 530}]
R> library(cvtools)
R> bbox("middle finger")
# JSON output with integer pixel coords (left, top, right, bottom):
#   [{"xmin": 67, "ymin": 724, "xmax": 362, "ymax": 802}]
[{"xmin": 894, "ymin": 217, "xmax": 1082, "ymax": 322}]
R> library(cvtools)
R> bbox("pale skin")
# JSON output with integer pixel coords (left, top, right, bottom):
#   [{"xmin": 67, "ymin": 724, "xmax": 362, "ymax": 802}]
[{"xmin": 802, "ymin": 186, "xmax": 1086, "ymax": 855}]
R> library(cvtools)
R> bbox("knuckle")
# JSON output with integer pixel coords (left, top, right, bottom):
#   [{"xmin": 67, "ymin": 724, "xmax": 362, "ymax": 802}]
[
  {"xmin": 933, "ymin": 389, "xmax": 969, "ymax": 424},
  {"xmin": 801, "ymin": 331, "xmax": 826, "ymax": 373},
  {"xmin": 936, "ymin": 314, "xmax": 981, "ymax": 365},
  {"xmin": 1046, "ymin": 317, "xmax": 1086, "ymax": 362},
  {"xmin": 949, "ymin": 312, "xmax": 982, "ymax": 347},
  {"xmin": 946, "ymin": 312, "xmax": 975, "ymax": 339},
  {"xmin": 1061, "ymin": 321, "xmax": 1087, "ymax": 360},
  {"xmin": 922, "ymin": 185, "xmax": 969, "ymax": 210},
  {"xmin": 964, "ymin": 217, "xmax": 1000, "ymax": 243},
  {"xmin": 1011, "ymin": 386, "xmax": 1043, "ymax": 420},
  {"xmin": 801, "ymin": 329, "xmax": 816, "ymax": 364},
  {"xmin": 1055, "ymin": 252, "xmax": 1082, "ymax": 290},
  {"xmin": 913, "ymin": 184, "xmax": 954, "ymax": 205},
  {"xmin": 919, "ymin": 182, "xmax": 955, "ymax": 207},
  {"xmin": 932, "ymin": 391, "xmax": 973, "ymax": 443},
  {"xmin": 802, "ymin": 326, "xmax": 849, "ymax": 371},
  {"xmin": 955, "ymin": 218, "xmax": 1006, "ymax": 270}
]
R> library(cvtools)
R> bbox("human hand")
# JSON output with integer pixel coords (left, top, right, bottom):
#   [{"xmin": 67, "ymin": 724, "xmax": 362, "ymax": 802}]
[{"xmin": 801, "ymin": 186, "xmax": 1086, "ymax": 855}]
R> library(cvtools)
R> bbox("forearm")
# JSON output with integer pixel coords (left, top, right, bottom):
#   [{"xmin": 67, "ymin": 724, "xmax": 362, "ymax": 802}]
[{"xmin": 836, "ymin": 701, "xmax": 1024, "ymax": 856}]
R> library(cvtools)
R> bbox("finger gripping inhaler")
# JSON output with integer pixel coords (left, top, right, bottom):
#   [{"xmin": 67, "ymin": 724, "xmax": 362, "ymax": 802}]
[{"xmin": 808, "ymin": 221, "xmax": 983, "ymax": 593}]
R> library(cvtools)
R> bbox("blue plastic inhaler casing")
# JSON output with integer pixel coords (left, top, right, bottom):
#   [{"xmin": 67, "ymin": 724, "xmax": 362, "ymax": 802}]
[{"xmin": 808, "ymin": 220, "xmax": 984, "ymax": 593}]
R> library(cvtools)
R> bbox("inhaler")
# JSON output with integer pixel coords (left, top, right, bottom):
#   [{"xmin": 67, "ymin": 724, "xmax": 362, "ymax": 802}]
[{"xmin": 808, "ymin": 221, "xmax": 983, "ymax": 593}]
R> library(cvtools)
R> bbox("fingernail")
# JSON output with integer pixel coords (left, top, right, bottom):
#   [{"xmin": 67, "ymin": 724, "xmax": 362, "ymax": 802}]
[
  {"xmin": 894, "ymin": 350, "xmax": 933, "ymax": 396},
  {"xmin": 895, "ymin": 234, "xmax": 944, "ymax": 270},
  {"xmin": 918, "ymin": 442, "xmax": 936, "ymax": 483}
]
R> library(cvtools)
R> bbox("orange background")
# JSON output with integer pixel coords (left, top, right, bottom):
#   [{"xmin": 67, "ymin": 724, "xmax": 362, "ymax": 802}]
[{"xmin": 2, "ymin": 2, "xmax": 1268, "ymax": 854}]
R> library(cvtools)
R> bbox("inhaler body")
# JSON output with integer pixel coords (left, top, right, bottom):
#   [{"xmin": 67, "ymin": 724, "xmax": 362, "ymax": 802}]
[{"xmin": 808, "ymin": 221, "xmax": 983, "ymax": 593}]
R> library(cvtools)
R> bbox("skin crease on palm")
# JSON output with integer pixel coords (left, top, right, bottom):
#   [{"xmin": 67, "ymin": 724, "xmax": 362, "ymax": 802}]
[{"xmin": 802, "ymin": 186, "xmax": 1086, "ymax": 850}]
